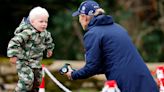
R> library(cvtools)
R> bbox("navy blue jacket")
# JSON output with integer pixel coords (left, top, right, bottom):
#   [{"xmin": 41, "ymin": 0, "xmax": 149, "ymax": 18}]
[{"xmin": 71, "ymin": 14, "xmax": 159, "ymax": 92}]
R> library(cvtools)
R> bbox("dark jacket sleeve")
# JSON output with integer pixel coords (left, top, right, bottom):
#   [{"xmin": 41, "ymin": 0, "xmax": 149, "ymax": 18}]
[{"xmin": 72, "ymin": 30, "xmax": 103, "ymax": 80}]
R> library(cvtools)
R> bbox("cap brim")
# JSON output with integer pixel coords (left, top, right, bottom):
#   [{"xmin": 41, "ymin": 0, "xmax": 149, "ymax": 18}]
[{"xmin": 72, "ymin": 11, "xmax": 80, "ymax": 17}]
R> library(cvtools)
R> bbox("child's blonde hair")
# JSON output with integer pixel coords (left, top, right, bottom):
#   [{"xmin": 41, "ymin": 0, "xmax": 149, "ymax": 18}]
[{"xmin": 29, "ymin": 6, "xmax": 49, "ymax": 22}]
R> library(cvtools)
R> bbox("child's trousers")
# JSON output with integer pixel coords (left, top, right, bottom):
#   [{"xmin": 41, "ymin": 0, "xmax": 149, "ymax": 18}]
[{"xmin": 14, "ymin": 60, "xmax": 42, "ymax": 92}]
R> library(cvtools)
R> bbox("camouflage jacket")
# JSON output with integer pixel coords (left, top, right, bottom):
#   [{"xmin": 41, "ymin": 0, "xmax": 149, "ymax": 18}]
[{"xmin": 7, "ymin": 18, "xmax": 54, "ymax": 68}]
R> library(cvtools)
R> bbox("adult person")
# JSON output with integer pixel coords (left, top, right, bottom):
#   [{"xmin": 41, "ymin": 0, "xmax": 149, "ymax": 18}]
[
  {"xmin": 65, "ymin": 0, "xmax": 159, "ymax": 92},
  {"xmin": 7, "ymin": 6, "xmax": 54, "ymax": 92}
]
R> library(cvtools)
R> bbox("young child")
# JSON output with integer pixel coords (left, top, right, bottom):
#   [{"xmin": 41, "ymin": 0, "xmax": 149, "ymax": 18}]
[{"xmin": 7, "ymin": 6, "xmax": 54, "ymax": 92}]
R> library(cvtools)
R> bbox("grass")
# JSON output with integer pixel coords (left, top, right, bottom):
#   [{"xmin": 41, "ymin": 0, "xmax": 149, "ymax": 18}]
[{"xmin": 0, "ymin": 56, "xmax": 9, "ymax": 62}]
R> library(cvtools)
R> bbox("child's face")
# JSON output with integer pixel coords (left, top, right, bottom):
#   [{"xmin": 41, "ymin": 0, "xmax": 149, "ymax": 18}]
[{"xmin": 31, "ymin": 15, "xmax": 48, "ymax": 32}]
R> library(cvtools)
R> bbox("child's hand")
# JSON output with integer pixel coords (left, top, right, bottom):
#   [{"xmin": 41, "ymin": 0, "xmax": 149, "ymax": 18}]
[
  {"xmin": 9, "ymin": 57, "xmax": 17, "ymax": 64},
  {"xmin": 47, "ymin": 50, "xmax": 53, "ymax": 58}
]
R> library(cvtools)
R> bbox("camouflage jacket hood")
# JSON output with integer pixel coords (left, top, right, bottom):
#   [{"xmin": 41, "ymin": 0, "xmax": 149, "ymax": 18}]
[{"xmin": 14, "ymin": 17, "xmax": 33, "ymax": 35}]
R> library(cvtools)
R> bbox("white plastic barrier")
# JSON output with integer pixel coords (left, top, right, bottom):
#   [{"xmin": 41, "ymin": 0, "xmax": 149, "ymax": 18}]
[
  {"xmin": 43, "ymin": 67, "xmax": 72, "ymax": 92},
  {"xmin": 101, "ymin": 80, "xmax": 121, "ymax": 92},
  {"xmin": 156, "ymin": 66, "xmax": 164, "ymax": 92},
  {"xmin": 39, "ymin": 65, "xmax": 46, "ymax": 92}
]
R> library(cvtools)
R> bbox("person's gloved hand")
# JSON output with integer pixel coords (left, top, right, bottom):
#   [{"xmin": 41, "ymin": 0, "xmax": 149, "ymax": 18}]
[
  {"xmin": 59, "ymin": 63, "xmax": 75, "ymax": 80},
  {"xmin": 65, "ymin": 70, "xmax": 74, "ymax": 80}
]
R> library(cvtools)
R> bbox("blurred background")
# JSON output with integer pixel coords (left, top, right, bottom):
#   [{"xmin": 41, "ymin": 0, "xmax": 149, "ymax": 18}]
[{"xmin": 0, "ymin": 0, "xmax": 164, "ymax": 92}]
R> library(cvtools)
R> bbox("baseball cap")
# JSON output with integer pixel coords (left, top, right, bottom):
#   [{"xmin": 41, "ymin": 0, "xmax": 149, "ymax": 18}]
[{"xmin": 72, "ymin": 0, "xmax": 100, "ymax": 17}]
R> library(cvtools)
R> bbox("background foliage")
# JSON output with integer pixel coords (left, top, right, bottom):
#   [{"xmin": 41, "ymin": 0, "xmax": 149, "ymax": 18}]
[{"xmin": 0, "ymin": 0, "xmax": 164, "ymax": 62}]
